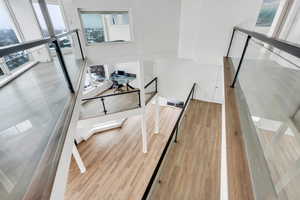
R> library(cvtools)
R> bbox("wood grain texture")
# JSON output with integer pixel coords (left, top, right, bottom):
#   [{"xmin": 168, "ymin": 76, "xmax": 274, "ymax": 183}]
[
  {"xmin": 149, "ymin": 100, "xmax": 222, "ymax": 200},
  {"xmin": 223, "ymin": 57, "xmax": 254, "ymax": 200},
  {"xmin": 65, "ymin": 103, "xmax": 181, "ymax": 200}
]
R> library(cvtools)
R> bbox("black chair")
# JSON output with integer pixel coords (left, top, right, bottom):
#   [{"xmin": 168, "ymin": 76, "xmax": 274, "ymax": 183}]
[{"xmin": 112, "ymin": 80, "xmax": 123, "ymax": 93}]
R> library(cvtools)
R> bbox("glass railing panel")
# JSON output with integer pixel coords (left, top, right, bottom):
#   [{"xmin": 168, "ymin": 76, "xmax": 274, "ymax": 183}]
[
  {"xmin": 142, "ymin": 84, "xmax": 195, "ymax": 200},
  {"xmin": 57, "ymin": 31, "xmax": 85, "ymax": 88},
  {"xmin": 80, "ymin": 90, "xmax": 141, "ymax": 119},
  {"xmin": 232, "ymin": 35, "xmax": 300, "ymax": 200},
  {"xmin": 80, "ymin": 61, "xmax": 144, "ymax": 119},
  {"xmin": 4, "ymin": 51, "xmax": 30, "ymax": 71},
  {"xmin": 147, "ymin": 110, "xmax": 186, "ymax": 200},
  {"xmin": 0, "ymin": 44, "xmax": 72, "ymax": 200},
  {"xmin": 145, "ymin": 77, "xmax": 157, "ymax": 104},
  {"xmin": 228, "ymin": 30, "xmax": 249, "ymax": 70}
]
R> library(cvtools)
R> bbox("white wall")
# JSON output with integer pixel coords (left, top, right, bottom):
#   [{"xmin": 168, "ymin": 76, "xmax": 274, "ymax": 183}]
[
  {"xmin": 154, "ymin": 58, "xmax": 224, "ymax": 104},
  {"xmin": 179, "ymin": 0, "xmax": 262, "ymax": 65},
  {"xmin": 61, "ymin": 0, "xmax": 181, "ymax": 64}
]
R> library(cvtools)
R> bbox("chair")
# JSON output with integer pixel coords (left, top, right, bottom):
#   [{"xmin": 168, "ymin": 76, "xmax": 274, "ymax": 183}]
[{"xmin": 112, "ymin": 80, "xmax": 123, "ymax": 93}]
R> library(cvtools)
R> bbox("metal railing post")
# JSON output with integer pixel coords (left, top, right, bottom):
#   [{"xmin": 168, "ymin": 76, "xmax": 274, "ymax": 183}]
[
  {"xmin": 174, "ymin": 125, "xmax": 179, "ymax": 143},
  {"xmin": 230, "ymin": 35, "xmax": 251, "ymax": 88},
  {"xmin": 52, "ymin": 40, "xmax": 75, "ymax": 93},
  {"xmin": 191, "ymin": 86, "xmax": 195, "ymax": 100},
  {"xmin": 138, "ymin": 91, "xmax": 141, "ymax": 107},
  {"xmin": 100, "ymin": 97, "xmax": 107, "ymax": 114},
  {"xmin": 75, "ymin": 30, "xmax": 85, "ymax": 60},
  {"xmin": 226, "ymin": 28, "xmax": 236, "ymax": 57},
  {"xmin": 155, "ymin": 78, "xmax": 158, "ymax": 93}
]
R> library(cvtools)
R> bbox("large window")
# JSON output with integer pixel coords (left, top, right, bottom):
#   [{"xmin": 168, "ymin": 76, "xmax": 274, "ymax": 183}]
[
  {"xmin": 256, "ymin": 0, "xmax": 280, "ymax": 31},
  {"xmin": 80, "ymin": 11, "xmax": 132, "ymax": 44},
  {"xmin": 0, "ymin": 0, "xmax": 29, "ymax": 73},
  {"xmin": 32, "ymin": 2, "xmax": 67, "ymax": 37},
  {"xmin": 32, "ymin": 1, "xmax": 71, "ymax": 49}
]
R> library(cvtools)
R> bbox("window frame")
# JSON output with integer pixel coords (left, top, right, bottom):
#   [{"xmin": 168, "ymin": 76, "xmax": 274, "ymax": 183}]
[
  {"xmin": 0, "ymin": 0, "xmax": 29, "ymax": 76},
  {"xmin": 78, "ymin": 9, "xmax": 134, "ymax": 46}
]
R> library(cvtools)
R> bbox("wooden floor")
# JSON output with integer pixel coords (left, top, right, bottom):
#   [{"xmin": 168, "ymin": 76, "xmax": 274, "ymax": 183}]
[
  {"xmin": 223, "ymin": 57, "xmax": 254, "ymax": 200},
  {"xmin": 65, "ymin": 103, "xmax": 181, "ymax": 200},
  {"xmin": 149, "ymin": 100, "xmax": 222, "ymax": 200}
]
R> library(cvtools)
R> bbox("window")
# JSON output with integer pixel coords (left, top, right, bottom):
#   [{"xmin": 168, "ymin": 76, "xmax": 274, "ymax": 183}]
[
  {"xmin": 0, "ymin": 0, "xmax": 29, "ymax": 72},
  {"xmin": 32, "ymin": 1, "xmax": 71, "ymax": 49},
  {"xmin": 256, "ymin": 0, "xmax": 280, "ymax": 27},
  {"xmin": 80, "ymin": 11, "xmax": 131, "ymax": 44},
  {"xmin": 32, "ymin": 2, "xmax": 67, "ymax": 37}
]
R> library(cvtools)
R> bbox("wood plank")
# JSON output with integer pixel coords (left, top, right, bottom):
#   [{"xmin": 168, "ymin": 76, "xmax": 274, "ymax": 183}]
[
  {"xmin": 223, "ymin": 57, "xmax": 254, "ymax": 200},
  {"xmin": 149, "ymin": 100, "xmax": 222, "ymax": 200},
  {"xmin": 65, "ymin": 103, "xmax": 181, "ymax": 200}
]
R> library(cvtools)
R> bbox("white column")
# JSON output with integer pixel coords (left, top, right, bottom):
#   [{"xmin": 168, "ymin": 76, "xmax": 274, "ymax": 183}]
[
  {"xmin": 155, "ymin": 95, "xmax": 160, "ymax": 134},
  {"xmin": 72, "ymin": 145, "xmax": 86, "ymax": 173},
  {"xmin": 141, "ymin": 114, "xmax": 148, "ymax": 153}
]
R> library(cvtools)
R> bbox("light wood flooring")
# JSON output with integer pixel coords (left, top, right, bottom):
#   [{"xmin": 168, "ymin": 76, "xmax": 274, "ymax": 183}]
[
  {"xmin": 65, "ymin": 103, "xmax": 181, "ymax": 200},
  {"xmin": 149, "ymin": 100, "xmax": 222, "ymax": 200},
  {"xmin": 224, "ymin": 57, "xmax": 255, "ymax": 200}
]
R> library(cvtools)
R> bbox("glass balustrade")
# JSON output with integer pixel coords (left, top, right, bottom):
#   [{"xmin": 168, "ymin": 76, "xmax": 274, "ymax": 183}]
[
  {"xmin": 0, "ymin": 30, "xmax": 85, "ymax": 200},
  {"xmin": 228, "ymin": 28, "xmax": 300, "ymax": 200}
]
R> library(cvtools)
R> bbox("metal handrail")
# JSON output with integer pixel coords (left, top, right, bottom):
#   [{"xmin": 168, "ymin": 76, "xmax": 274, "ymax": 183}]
[
  {"xmin": 226, "ymin": 26, "xmax": 300, "ymax": 88},
  {"xmin": 82, "ymin": 89, "xmax": 140, "ymax": 101},
  {"xmin": 82, "ymin": 89, "xmax": 141, "ymax": 115},
  {"xmin": 234, "ymin": 27, "xmax": 300, "ymax": 58},
  {"xmin": 141, "ymin": 83, "xmax": 196, "ymax": 200},
  {"xmin": 0, "ymin": 29, "xmax": 79, "ymax": 58},
  {"xmin": 144, "ymin": 77, "xmax": 158, "ymax": 89},
  {"xmin": 2, "ymin": 29, "xmax": 87, "ymax": 200},
  {"xmin": 251, "ymin": 39, "xmax": 300, "ymax": 69}
]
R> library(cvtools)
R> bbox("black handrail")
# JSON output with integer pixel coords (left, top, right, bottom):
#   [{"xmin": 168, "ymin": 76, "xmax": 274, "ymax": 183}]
[
  {"xmin": 234, "ymin": 27, "xmax": 300, "ymax": 58},
  {"xmin": 82, "ymin": 89, "xmax": 140, "ymax": 101},
  {"xmin": 141, "ymin": 83, "xmax": 196, "ymax": 200},
  {"xmin": 144, "ymin": 77, "xmax": 158, "ymax": 89},
  {"xmin": 82, "ymin": 89, "xmax": 142, "ymax": 115},
  {"xmin": 1, "ymin": 29, "xmax": 86, "ymax": 200},
  {"xmin": 0, "ymin": 29, "xmax": 84, "ymax": 93},
  {"xmin": 0, "ymin": 29, "xmax": 79, "ymax": 58},
  {"xmin": 251, "ymin": 39, "xmax": 300, "ymax": 69},
  {"xmin": 226, "ymin": 26, "xmax": 300, "ymax": 88},
  {"xmin": 0, "ymin": 38, "xmax": 52, "ymax": 57}
]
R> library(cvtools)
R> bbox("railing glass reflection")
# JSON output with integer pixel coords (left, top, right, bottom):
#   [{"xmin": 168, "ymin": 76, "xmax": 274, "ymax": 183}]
[
  {"xmin": 0, "ymin": 29, "xmax": 85, "ymax": 200},
  {"xmin": 227, "ymin": 27, "xmax": 300, "ymax": 200},
  {"xmin": 144, "ymin": 77, "xmax": 157, "ymax": 104}
]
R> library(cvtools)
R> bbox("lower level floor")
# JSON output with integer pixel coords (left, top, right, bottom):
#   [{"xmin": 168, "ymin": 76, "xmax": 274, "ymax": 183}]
[{"xmin": 65, "ymin": 100, "xmax": 222, "ymax": 200}]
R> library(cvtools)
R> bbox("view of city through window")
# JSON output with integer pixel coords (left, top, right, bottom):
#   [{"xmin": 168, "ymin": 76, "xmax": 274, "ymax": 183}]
[
  {"xmin": 0, "ymin": 0, "xmax": 29, "ymax": 73},
  {"xmin": 256, "ymin": 0, "xmax": 280, "ymax": 27},
  {"xmin": 80, "ymin": 11, "xmax": 131, "ymax": 44}
]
